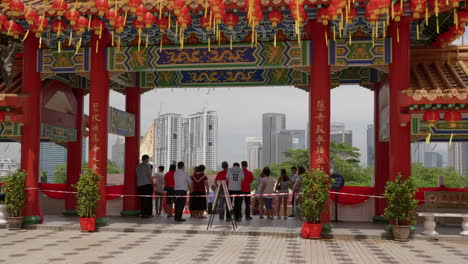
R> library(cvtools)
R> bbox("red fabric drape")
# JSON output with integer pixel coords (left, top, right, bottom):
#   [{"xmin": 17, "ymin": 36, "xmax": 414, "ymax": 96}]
[{"xmin": 329, "ymin": 186, "xmax": 375, "ymax": 205}]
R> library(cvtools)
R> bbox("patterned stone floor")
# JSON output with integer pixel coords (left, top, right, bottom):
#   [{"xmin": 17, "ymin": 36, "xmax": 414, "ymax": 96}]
[{"xmin": 0, "ymin": 229, "xmax": 468, "ymax": 264}]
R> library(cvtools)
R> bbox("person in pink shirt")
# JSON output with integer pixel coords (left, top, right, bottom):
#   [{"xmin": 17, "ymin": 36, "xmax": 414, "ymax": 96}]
[{"xmin": 241, "ymin": 161, "xmax": 254, "ymax": 220}]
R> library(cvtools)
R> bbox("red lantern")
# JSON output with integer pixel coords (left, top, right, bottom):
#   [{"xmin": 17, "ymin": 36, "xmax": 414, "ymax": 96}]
[
  {"xmin": 35, "ymin": 16, "xmax": 49, "ymax": 31},
  {"xmin": 76, "ymin": 17, "xmax": 89, "ymax": 34},
  {"xmin": 423, "ymin": 110, "xmax": 440, "ymax": 127},
  {"xmin": 91, "ymin": 19, "xmax": 105, "ymax": 35},
  {"xmin": 0, "ymin": 14, "xmax": 7, "ymax": 28},
  {"xmin": 24, "ymin": 8, "xmax": 39, "ymax": 25},
  {"xmin": 65, "ymin": 9, "xmax": 81, "ymax": 25},
  {"xmin": 327, "ymin": 5, "xmax": 339, "ymax": 20},
  {"xmin": 224, "ymin": 13, "xmax": 238, "ymax": 30},
  {"xmin": 128, "ymin": 0, "xmax": 142, "ymax": 13},
  {"xmin": 11, "ymin": 23, "xmax": 24, "ymax": 39},
  {"xmin": 174, "ymin": 0, "xmax": 185, "ymax": 15},
  {"xmin": 135, "ymin": 5, "xmax": 147, "ymax": 21},
  {"xmin": 291, "ymin": 8, "xmax": 307, "ymax": 24},
  {"xmin": 3, "ymin": 21, "xmax": 16, "ymax": 36},
  {"xmin": 143, "ymin": 12, "xmax": 155, "ymax": 28},
  {"xmin": 114, "ymin": 16, "xmax": 125, "ymax": 33},
  {"xmin": 105, "ymin": 9, "xmax": 119, "ymax": 26},
  {"xmin": 200, "ymin": 16, "xmax": 211, "ymax": 30},
  {"xmin": 268, "ymin": 10, "xmax": 284, "ymax": 27},
  {"xmin": 331, "ymin": 0, "xmax": 347, "ymax": 11},
  {"xmin": 410, "ymin": 0, "xmax": 426, "ymax": 18},
  {"xmin": 9, "ymin": 0, "xmax": 24, "ymax": 17},
  {"xmin": 95, "ymin": 0, "xmax": 109, "ymax": 17},
  {"xmin": 157, "ymin": 17, "xmax": 169, "ymax": 32},
  {"xmin": 444, "ymin": 110, "xmax": 462, "ymax": 128},
  {"xmin": 51, "ymin": 20, "xmax": 67, "ymax": 35},
  {"xmin": 133, "ymin": 19, "xmax": 145, "ymax": 31},
  {"xmin": 52, "ymin": 0, "xmax": 68, "ymax": 16},
  {"xmin": 392, "ymin": 4, "xmax": 404, "ymax": 22}
]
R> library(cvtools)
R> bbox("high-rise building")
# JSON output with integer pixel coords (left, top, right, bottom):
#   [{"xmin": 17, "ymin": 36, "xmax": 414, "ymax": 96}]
[
  {"xmin": 111, "ymin": 137, "xmax": 125, "ymax": 170},
  {"xmin": 424, "ymin": 152, "xmax": 443, "ymax": 168},
  {"xmin": 448, "ymin": 142, "xmax": 468, "ymax": 176},
  {"xmin": 276, "ymin": 129, "xmax": 306, "ymax": 163},
  {"xmin": 40, "ymin": 142, "xmax": 67, "ymax": 182},
  {"xmin": 330, "ymin": 122, "xmax": 353, "ymax": 146},
  {"xmin": 246, "ymin": 137, "xmax": 262, "ymax": 170},
  {"xmin": 155, "ymin": 113, "xmax": 183, "ymax": 170},
  {"xmin": 0, "ymin": 158, "xmax": 17, "ymax": 177},
  {"xmin": 183, "ymin": 110, "xmax": 218, "ymax": 171},
  {"xmin": 262, "ymin": 113, "xmax": 286, "ymax": 165},
  {"xmin": 367, "ymin": 124, "xmax": 375, "ymax": 167}
]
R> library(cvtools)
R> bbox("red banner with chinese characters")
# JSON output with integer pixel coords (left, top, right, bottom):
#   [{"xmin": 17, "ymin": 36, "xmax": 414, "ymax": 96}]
[{"xmin": 310, "ymin": 98, "xmax": 330, "ymax": 173}]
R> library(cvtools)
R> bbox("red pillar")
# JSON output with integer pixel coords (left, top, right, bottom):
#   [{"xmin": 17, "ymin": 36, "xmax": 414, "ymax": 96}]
[
  {"xmin": 64, "ymin": 88, "xmax": 84, "ymax": 216},
  {"xmin": 388, "ymin": 18, "xmax": 411, "ymax": 180},
  {"xmin": 307, "ymin": 19, "xmax": 331, "ymax": 225},
  {"xmin": 89, "ymin": 30, "xmax": 111, "ymax": 226},
  {"xmin": 373, "ymin": 83, "xmax": 389, "ymax": 217},
  {"xmin": 121, "ymin": 86, "xmax": 141, "ymax": 216},
  {"xmin": 21, "ymin": 34, "xmax": 42, "ymax": 225}
]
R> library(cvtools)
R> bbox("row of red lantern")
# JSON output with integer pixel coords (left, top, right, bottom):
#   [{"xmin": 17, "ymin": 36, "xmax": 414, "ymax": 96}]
[
  {"xmin": 423, "ymin": 110, "xmax": 463, "ymax": 128},
  {"xmin": 433, "ymin": 10, "xmax": 468, "ymax": 47}
]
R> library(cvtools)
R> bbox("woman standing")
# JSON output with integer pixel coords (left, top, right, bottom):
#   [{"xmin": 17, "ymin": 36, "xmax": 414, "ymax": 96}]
[
  {"xmin": 255, "ymin": 172, "xmax": 265, "ymax": 219},
  {"xmin": 261, "ymin": 167, "xmax": 276, "ymax": 220},
  {"xmin": 276, "ymin": 169, "xmax": 294, "ymax": 219},
  {"xmin": 190, "ymin": 165, "xmax": 209, "ymax": 218}
]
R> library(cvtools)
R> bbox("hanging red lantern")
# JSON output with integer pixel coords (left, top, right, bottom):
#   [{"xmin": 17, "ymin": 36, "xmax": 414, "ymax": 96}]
[
  {"xmin": 3, "ymin": 21, "xmax": 16, "ymax": 36},
  {"xmin": 224, "ymin": 13, "xmax": 238, "ymax": 30},
  {"xmin": 75, "ymin": 16, "xmax": 89, "ymax": 34},
  {"xmin": 133, "ymin": 19, "xmax": 145, "ymax": 31},
  {"xmin": 291, "ymin": 8, "xmax": 307, "ymax": 24},
  {"xmin": 24, "ymin": 8, "xmax": 39, "ymax": 25},
  {"xmin": 34, "ymin": 16, "xmax": 49, "ymax": 32},
  {"xmin": 91, "ymin": 19, "xmax": 105, "ymax": 35},
  {"xmin": 444, "ymin": 110, "xmax": 462, "ymax": 128},
  {"xmin": 331, "ymin": 0, "xmax": 346, "ymax": 11},
  {"xmin": 95, "ymin": 0, "xmax": 109, "ymax": 17},
  {"xmin": 51, "ymin": 20, "xmax": 66, "ymax": 35},
  {"xmin": 199, "ymin": 15, "xmax": 211, "ymax": 30},
  {"xmin": 135, "ymin": 5, "xmax": 147, "ymax": 21},
  {"xmin": 327, "ymin": 5, "xmax": 339, "ymax": 20},
  {"xmin": 423, "ymin": 110, "xmax": 440, "ymax": 127},
  {"xmin": 143, "ymin": 12, "xmax": 155, "ymax": 28},
  {"xmin": 128, "ymin": 0, "xmax": 142, "ymax": 13},
  {"xmin": 105, "ymin": 9, "xmax": 119, "ymax": 26},
  {"xmin": 114, "ymin": 16, "xmax": 125, "ymax": 33},
  {"xmin": 268, "ymin": 10, "xmax": 284, "ymax": 27},
  {"xmin": 173, "ymin": 0, "xmax": 185, "ymax": 15},
  {"xmin": 157, "ymin": 17, "xmax": 169, "ymax": 32},
  {"xmin": 392, "ymin": 3, "xmax": 405, "ymax": 22},
  {"xmin": 29, "ymin": 24, "xmax": 42, "ymax": 38},
  {"xmin": 65, "ymin": 9, "xmax": 81, "ymax": 25},
  {"xmin": 52, "ymin": 0, "xmax": 68, "ymax": 16},
  {"xmin": 11, "ymin": 23, "xmax": 24, "ymax": 39},
  {"xmin": 410, "ymin": 0, "xmax": 426, "ymax": 18},
  {"xmin": 212, "ymin": 3, "xmax": 226, "ymax": 24},
  {"xmin": 0, "ymin": 14, "xmax": 7, "ymax": 29},
  {"xmin": 9, "ymin": 0, "xmax": 25, "ymax": 17}
]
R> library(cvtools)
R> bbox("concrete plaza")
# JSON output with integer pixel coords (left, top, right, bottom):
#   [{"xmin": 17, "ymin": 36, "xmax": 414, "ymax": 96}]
[{"xmin": 1, "ymin": 216, "xmax": 468, "ymax": 263}]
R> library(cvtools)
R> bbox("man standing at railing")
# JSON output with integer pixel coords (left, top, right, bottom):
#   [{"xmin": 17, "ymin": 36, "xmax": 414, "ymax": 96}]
[{"xmin": 136, "ymin": 155, "xmax": 153, "ymax": 218}]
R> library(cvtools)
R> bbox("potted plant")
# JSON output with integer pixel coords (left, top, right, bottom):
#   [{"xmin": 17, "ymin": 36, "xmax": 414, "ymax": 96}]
[
  {"xmin": 3, "ymin": 170, "xmax": 26, "ymax": 230},
  {"xmin": 300, "ymin": 169, "xmax": 331, "ymax": 238},
  {"xmin": 384, "ymin": 174, "xmax": 418, "ymax": 241},
  {"xmin": 74, "ymin": 169, "xmax": 101, "ymax": 232}
]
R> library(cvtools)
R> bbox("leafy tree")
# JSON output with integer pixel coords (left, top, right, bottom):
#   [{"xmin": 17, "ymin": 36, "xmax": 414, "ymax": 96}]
[
  {"xmin": 107, "ymin": 160, "xmax": 122, "ymax": 174},
  {"xmin": 411, "ymin": 163, "xmax": 466, "ymax": 188},
  {"xmin": 40, "ymin": 170, "xmax": 48, "ymax": 183},
  {"xmin": 330, "ymin": 141, "xmax": 360, "ymax": 164},
  {"xmin": 52, "ymin": 160, "xmax": 122, "ymax": 184}
]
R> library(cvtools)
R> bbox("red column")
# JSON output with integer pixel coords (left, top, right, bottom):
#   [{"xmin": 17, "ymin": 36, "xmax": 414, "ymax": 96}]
[
  {"xmin": 373, "ymin": 83, "xmax": 389, "ymax": 218},
  {"xmin": 64, "ymin": 88, "xmax": 84, "ymax": 216},
  {"xmin": 307, "ymin": 19, "xmax": 331, "ymax": 225},
  {"xmin": 121, "ymin": 86, "xmax": 141, "ymax": 216},
  {"xmin": 388, "ymin": 18, "xmax": 411, "ymax": 180},
  {"xmin": 89, "ymin": 30, "xmax": 110, "ymax": 226},
  {"xmin": 21, "ymin": 34, "xmax": 41, "ymax": 225}
]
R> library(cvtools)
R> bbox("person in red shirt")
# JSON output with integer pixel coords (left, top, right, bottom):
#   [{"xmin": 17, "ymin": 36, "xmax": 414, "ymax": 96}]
[
  {"xmin": 215, "ymin": 161, "xmax": 230, "ymax": 220},
  {"xmin": 164, "ymin": 164, "xmax": 176, "ymax": 218},
  {"xmin": 241, "ymin": 161, "xmax": 254, "ymax": 220}
]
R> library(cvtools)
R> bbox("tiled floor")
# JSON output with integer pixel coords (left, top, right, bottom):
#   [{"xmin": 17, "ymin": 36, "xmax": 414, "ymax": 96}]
[{"xmin": 0, "ymin": 229, "xmax": 468, "ymax": 264}]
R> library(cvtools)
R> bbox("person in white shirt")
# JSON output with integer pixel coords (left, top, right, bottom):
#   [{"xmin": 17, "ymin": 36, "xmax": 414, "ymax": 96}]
[
  {"xmin": 227, "ymin": 162, "xmax": 245, "ymax": 222},
  {"xmin": 261, "ymin": 167, "xmax": 276, "ymax": 220},
  {"xmin": 153, "ymin": 166, "xmax": 165, "ymax": 216},
  {"xmin": 136, "ymin": 155, "xmax": 153, "ymax": 218},
  {"xmin": 173, "ymin": 162, "xmax": 192, "ymax": 222}
]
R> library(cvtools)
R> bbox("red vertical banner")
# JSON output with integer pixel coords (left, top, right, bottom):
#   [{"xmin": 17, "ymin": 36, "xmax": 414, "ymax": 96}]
[
  {"xmin": 65, "ymin": 88, "xmax": 84, "ymax": 214},
  {"xmin": 122, "ymin": 86, "xmax": 141, "ymax": 216},
  {"xmin": 21, "ymin": 34, "xmax": 42, "ymax": 224},
  {"xmin": 308, "ymin": 19, "xmax": 331, "ymax": 224},
  {"xmin": 89, "ymin": 31, "xmax": 110, "ymax": 224},
  {"xmin": 388, "ymin": 18, "xmax": 411, "ymax": 180}
]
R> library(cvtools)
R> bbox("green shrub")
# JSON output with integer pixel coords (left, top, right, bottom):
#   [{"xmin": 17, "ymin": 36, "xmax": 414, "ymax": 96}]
[
  {"xmin": 73, "ymin": 169, "xmax": 101, "ymax": 218},
  {"xmin": 3, "ymin": 170, "xmax": 26, "ymax": 217},
  {"xmin": 384, "ymin": 174, "xmax": 418, "ymax": 226},
  {"xmin": 300, "ymin": 169, "xmax": 331, "ymax": 223}
]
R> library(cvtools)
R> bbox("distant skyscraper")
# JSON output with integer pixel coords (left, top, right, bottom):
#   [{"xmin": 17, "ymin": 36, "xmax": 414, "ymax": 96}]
[
  {"xmin": 448, "ymin": 142, "xmax": 468, "ymax": 176},
  {"xmin": 183, "ymin": 110, "xmax": 218, "ymax": 171},
  {"xmin": 367, "ymin": 124, "xmax": 375, "ymax": 167},
  {"xmin": 262, "ymin": 113, "xmax": 286, "ymax": 165},
  {"xmin": 155, "ymin": 113, "xmax": 183, "ymax": 170},
  {"xmin": 276, "ymin": 129, "xmax": 306, "ymax": 163},
  {"xmin": 330, "ymin": 122, "xmax": 353, "ymax": 146},
  {"xmin": 411, "ymin": 142, "xmax": 426, "ymax": 164},
  {"xmin": 0, "ymin": 158, "xmax": 17, "ymax": 177},
  {"xmin": 111, "ymin": 137, "xmax": 125, "ymax": 170},
  {"xmin": 40, "ymin": 142, "xmax": 67, "ymax": 182},
  {"xmin": 424, "ymin": 152, "xmax": 443, "ymax": 168},
  {"xmin": 246, "ymin": 137, "xmax": 262, "ymax": 170}
]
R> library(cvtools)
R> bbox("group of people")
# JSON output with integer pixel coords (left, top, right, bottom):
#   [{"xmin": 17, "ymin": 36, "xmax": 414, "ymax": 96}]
[{"xmin": 136, "ymin": 154, "xmax": 306, "ymax": 222}]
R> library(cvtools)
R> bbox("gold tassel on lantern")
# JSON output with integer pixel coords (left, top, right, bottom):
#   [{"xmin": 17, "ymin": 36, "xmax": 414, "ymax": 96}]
[
  {"xmin": 88, "ymin": 15, "xmax": 92, "ymax": 31},
  {"xmin": 39, "ymin": 36, "xmax": 42, "ymax": 49},
  {"xmin": 124, "ymin": 11, "xmax": 128, "ymax": 25},
  {"xmin": 99, "ymin": 23, "xmax": 103, "ymax": 39},
  {"xmin": 349, "ymin": 31, "xmax": 352, "ymax": 44},
  {"xmin": 397, "ymin": 25, "xmax": 400, "ymax": 43},
  {"xmin": 112, "ymin": 31, "xmax": 115, "ymax": 46},
  {"xmin": 455, "ymin": 9, "xmax": 458, "ymax": 28},
  {"xmin": 75, "ymin": 37, "xmax": 82, "ymax": 55},
  {"xmin": 69, "ymin": 30, "xmax": 73, "ymax": 46},
  {"xmin": 426, "ymin": 6, "xmax": 429, "ymax": 26},
  {"xmin": 204, "ymin": 0, "xmax": 208, "ymax": 17},
  {"xmin": 436, "ymin": 17, "xmax": 439, "ymax": 34},
  {"xmin": 95, "ymin": 39, "xmax": 99, "ymax": 53},
  {"xmin": 22, "ymin": 30, "xmax": 29, "ymax": 41},
  {"xmin": 449, "ymin": 132, "xmax": 454, "ymax": 145},
  {"xmin": 146, "ymin": 33, "xmax": 149, "ymax": 48},
  {"xmin": 208, "ymin": 37, "xmax": 211, "ymax": 52},
  {"xmin": 58, "ymin": 40, "xmax": 61, "ymax": 53},
  {"xmin": 417, "ymin": 22, "xmax": 420, "ymax": 40},
  {"xmin": 159, "ymin": 0, "xmax": 163, "ymax": 19},
  {"xmin": 274, "ymin": 33, "xmax": 277, "ymax": 47},
  {"xmin": 325, "ymin": 30, "xmax": 328, "ymax": 47},
  {"xmin": 391, "ymin": 4, "xmax": 394, "ymax": 20},
  {"xmin": 230, "ymin": 35, "xmax": 232, "ymax": 50},
  {"xmin": 138, "ymin": 29, "xmax": 142, "ymax": 52},
  {"xmin": 425, "ymin": 131, "xmax": 431, "ymax": 144}
]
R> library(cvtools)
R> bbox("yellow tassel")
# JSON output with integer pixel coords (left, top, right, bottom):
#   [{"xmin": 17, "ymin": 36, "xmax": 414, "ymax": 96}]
[
  {"xmin": 349, "ymin": 31, "xmax": 352, "ymax": 44},
  {"xmin": 99, "ymin": 23, "xmax": 102, "ymax": 39},
  {"xmin": 230, "ymin": 35, "xmax": 232, "ymax": 50},
  {"xmin": 58, "ymin": 41, "xmax": 61, "ymax": 53},
  {"xmin": 168, "ymin": 15, "xmax": 171, "ymax": 30},
  {"xmin": 175, "ymin": 21, "xmax": 178, "ymax": 37},
  {"xmin": 426, "ymin": 8, "xmax": 428, "ymax": 26},
  {"xmin": 22, "ymin": 30, "xmax": 29, "ymax": 41},
  {"xmin": 159, "ymin": 38, "xmax": 163, "ymax": 52},
  {"xmin": 449, "ymin": 133, "xmax": 454, "ymax": 145},
  {"xmin": 417, "ymin": 22, "xmax": 420, "ymax": 40},
  {"xmin": 436, "ymin": 17, "xmax": 439, "ymax": 34},
  {"xmin": 397, "ymin": 25, "xmax": 400, "ymax": 43},
  {"xmin": 88, "ymin": 15, "xmax": 92, "ymax": 31},
  {"xmin": 159, "ymin": 0, "xmax": 162, "ymax": 19},
  {"xmin": 95, "ymin": 39, "xmax": 99, "ymax": 53},
  {"xmin": 455, "ymin": 10, "xmax": 458, "ymax": 28},
  {"xmin": 400, "ymin": 0, "xmax": 403, "ymax": 9},
  {"xmin": 325, "ymin": 30, "xmax": 328, "ymax": 47},
  {"xmin": 391, "ymin": 4, "xmax": 394, "ymax": 20},
  {"xmin": 75, "ymin": 37, "xmax": 82, "ymax": 55},
  {"xmin": 146, "ymin": 33, "xmax": 149, "ymax": 48},
  {"xmin": 208, "ymin": 37, "xmax": 210, "ymax": 52},
  {"xmin": 138, "ymin": 29, "xmax": 141, "ymax": 52},
  {"xmin": 425, "ymin": 132, "xmax": 431, "ymax": 144},
  {"xmin": 58, "ymin": 23, "xmax": 61, "ymax": 37},
  {"xmin": 274, "ymin": 33, "xmax": 277, "ymax": 47},
  {"xmin": 204, "ymin": 0, "xmax": 208, "ymax": 18},
  {"xmin": 333, "ymin": 26, "xmax": 336, "ymax": 41},
  {"xmin": 39, "ymin": 36, "xmax": 42, "ymax": 49},
  {"xmin": 124, "ymin": 11, "xmax": 128, "ymax": 25},
  {"xmin": 112, "ymin": 31, "xmax": 114, "ymax": 46},
  {"xmin": 69, "ymin": 30, "xmax": 73, "ymax": 46},
  {"xmin": 386, "ymin": 8, "xmax": 389, "ymax": 26}
]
